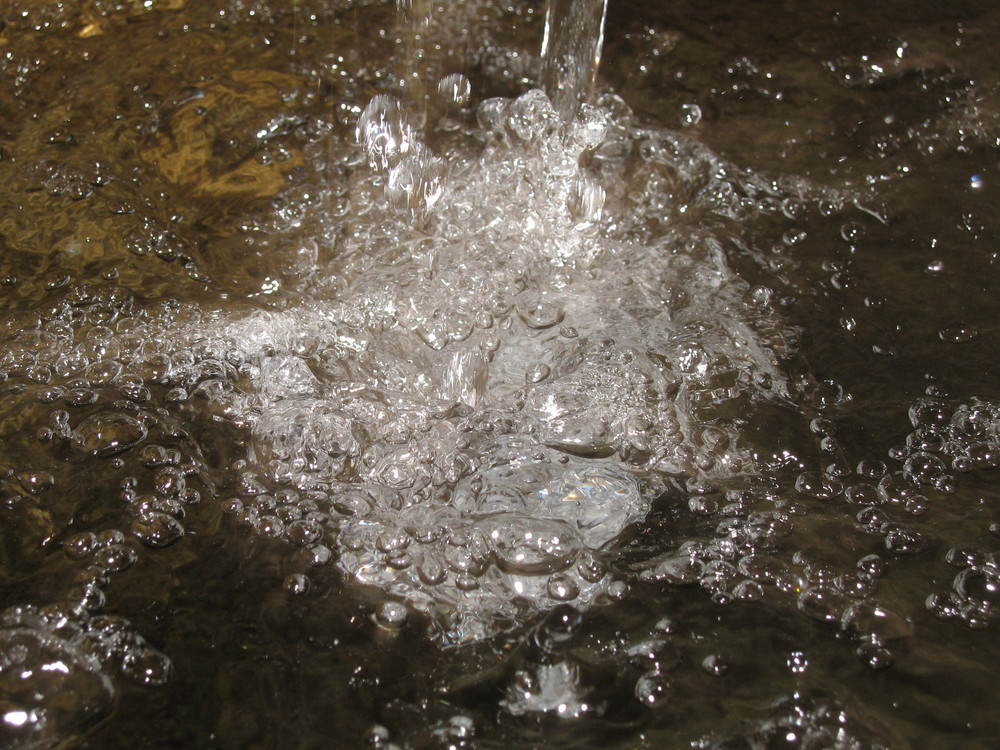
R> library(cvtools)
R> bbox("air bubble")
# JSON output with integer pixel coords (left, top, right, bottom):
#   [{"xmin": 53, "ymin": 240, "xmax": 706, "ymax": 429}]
[
  {"xmin": 701, "ymin": 654, "xmax": 728, "ymax": 677},
  {"xmin": 635, "ymin": 670, "xmax": 671, "ymax": 706},
  {"xmin": 517, "ymin": 299, "xmax": 564, "ymax": 329},
  {"xmin": 120, "ymin": 647, "xmax": 172, "ymax": 687},
  {"xmin": 787, "ymin": 651, "xmax": 808, "ymax": 674},
  {"xmin": 283, "ymin": 573, "xmax": 311, "ymax": 595},
  {"xmin": 856, "ymin": 641, "xmax": 893, "ymax": 670},
  {"xmin": 18, "ymin": 471, "xmax": 54, "ymax": 495},
  {"xmin": 95, "ymin": 544, "xmax": 137, "ymax": 573},
  {"xmin": 794, "ymin": 471, "xmax": 842, "ymax": 499},
  {"xmin": 679, "ymin": 103, "xmax": 702, "ymax": 126},
  {"xmin": 375, "ymin": 601, "xmax": 408, "ymax": 630},
  {"xmin": 839, "ymin": 221, "xmax": 866, "ymax": 243},
  {"xmin": 286, "ymin": 519, "xmax": 323, "ymax": 546},
  {"xmin": 130, "ymin": 512, "xmax": 184, "ymax": 548},
  {"xmin": 883, "ymin": 527, "xmax": 927, "ymax": 555},
  {"xmin": 953, "ymin": 566, "xmax": 1000, "ymax": 617},
  {"xmin": 844, "ymin": 483, "xmax": 878, "ymax": 505},
  {"xmin": 546, "ymin": 574, "xmax": 579, "ymax": 601},
  {"xmin": 606, "ymin": 580, "xmax": 630, "ymax": 601},
  {"xmin": 64, "ymin": 532, "xmax": 97, "ymax": 560},
  {"xmin": 576, "ymin": 556, "xmax": 605, "ymax": 583},
  {"xmin": 486, "ymin": 516, "xmax": 579, "ymax": 575},
  {"xmin": 418, "ymin": 556, "xmax": 446, "ymax": 585},
  {"xmin": 525, "ymin": 363, "xmax": 551, "ymax": 383}
]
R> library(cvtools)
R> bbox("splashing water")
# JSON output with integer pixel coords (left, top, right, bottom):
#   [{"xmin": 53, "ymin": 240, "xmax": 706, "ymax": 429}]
[
  {"xmin": 3, "ymin": 0, "xmax": 1000, "ymax": 747},
  {"xmin": 163, "ymin": 81, "xmax": 798, "ymax": 643}
]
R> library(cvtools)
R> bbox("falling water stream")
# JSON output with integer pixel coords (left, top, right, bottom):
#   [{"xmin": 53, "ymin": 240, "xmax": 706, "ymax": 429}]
[
  {"xmin": 1, "ymin": 0, "xmax": 1000, "ymax": 748},
  {"xmin": 539, "ymin": 0, "xmax": 607, "ymax": 120}
]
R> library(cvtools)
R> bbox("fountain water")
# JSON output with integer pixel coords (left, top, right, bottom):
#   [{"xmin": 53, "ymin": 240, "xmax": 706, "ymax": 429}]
[
  {"xmin": 2, "ymin": 1, "xmax": 1000, "ymax": 748},
  {"xmin": 540, "ymin": 0, "xmax": 608, "ymax": 120}
]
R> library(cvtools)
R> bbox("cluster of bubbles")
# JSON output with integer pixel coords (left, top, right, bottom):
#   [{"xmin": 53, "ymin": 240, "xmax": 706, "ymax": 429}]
[
  {"xmin": 895, "ymin": 398, "xmax": 1000, "ymax": 629},
  {"xmin": 0, "ymin": 604, "xmax": 170, "ymax": 749},
  {"xmin": 0, "ymin": 290, "xmax": 216, "ymax": 744},
  {"xmin": 172, "ymin": 82, "xmax": 811, "ymax": 643},
  {"xmin": 636, "ymin": 477, "xmax": 915, "ymax": 671},
  {"xmin": 693, "ymin": 691, "xmax": 893, "ymax": 750},
  {"xmin": 786, "ymin": 396, "xmax": 1000, "ymax": 635},
  {"xmin": 367, "ymin": 715, "xmax": 476, "ymax": 750}
]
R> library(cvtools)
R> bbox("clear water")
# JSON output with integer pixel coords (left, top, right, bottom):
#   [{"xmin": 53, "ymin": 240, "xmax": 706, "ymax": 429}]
[{"xmin": 1, "ymin": 1, "xmax": 999, "ymax": 748}]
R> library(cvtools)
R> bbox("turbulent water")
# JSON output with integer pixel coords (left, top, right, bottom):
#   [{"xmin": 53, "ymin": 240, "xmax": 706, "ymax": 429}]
[{"xmin": 1, "ymin": 0, "xmax": 1000, "ymax": 748}]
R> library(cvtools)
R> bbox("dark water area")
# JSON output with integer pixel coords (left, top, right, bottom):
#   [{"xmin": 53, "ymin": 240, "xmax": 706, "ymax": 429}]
[{"xmin": 1, "ymin": 1, "xmax": 1000, "ymax": 748}]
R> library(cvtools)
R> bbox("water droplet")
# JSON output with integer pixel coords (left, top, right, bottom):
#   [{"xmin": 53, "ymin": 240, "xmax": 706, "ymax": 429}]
[
  {"xmin": 385, "ymin": 144, "xmax": 446, "ymax": 215},
  {"xmin": 437, "ymin": 73, "xmax": 471, "ymax": 107},
  {"xmin": 357, "ymin": 95, "xmax": 411, "ymax": 172},
  {"xmin": 568, "ymin": 177, "xmax": 605, "ymax": 222}
]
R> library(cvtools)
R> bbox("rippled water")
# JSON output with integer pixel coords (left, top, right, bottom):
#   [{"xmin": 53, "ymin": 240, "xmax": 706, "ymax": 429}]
[{"xmin": 1, "ymin": 1, "xmax": 1000, "ymax": 748}]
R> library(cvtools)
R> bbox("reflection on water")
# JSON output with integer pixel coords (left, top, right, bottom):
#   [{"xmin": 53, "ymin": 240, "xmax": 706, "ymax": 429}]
[{"xmin": 0, "ymin": 0, "xmax": 999, "ymax": 748}]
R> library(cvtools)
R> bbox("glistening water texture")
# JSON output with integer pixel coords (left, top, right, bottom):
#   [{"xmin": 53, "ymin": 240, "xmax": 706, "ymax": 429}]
[{"xmin": 0, "ymin": 1, "xmax": 999, "ymax": 748}]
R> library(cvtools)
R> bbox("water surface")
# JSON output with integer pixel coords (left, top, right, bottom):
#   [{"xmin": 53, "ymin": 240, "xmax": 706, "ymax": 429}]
[{"xmin": 1, "ymin": 1, "xmax": 1000, "ymax": 748}]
